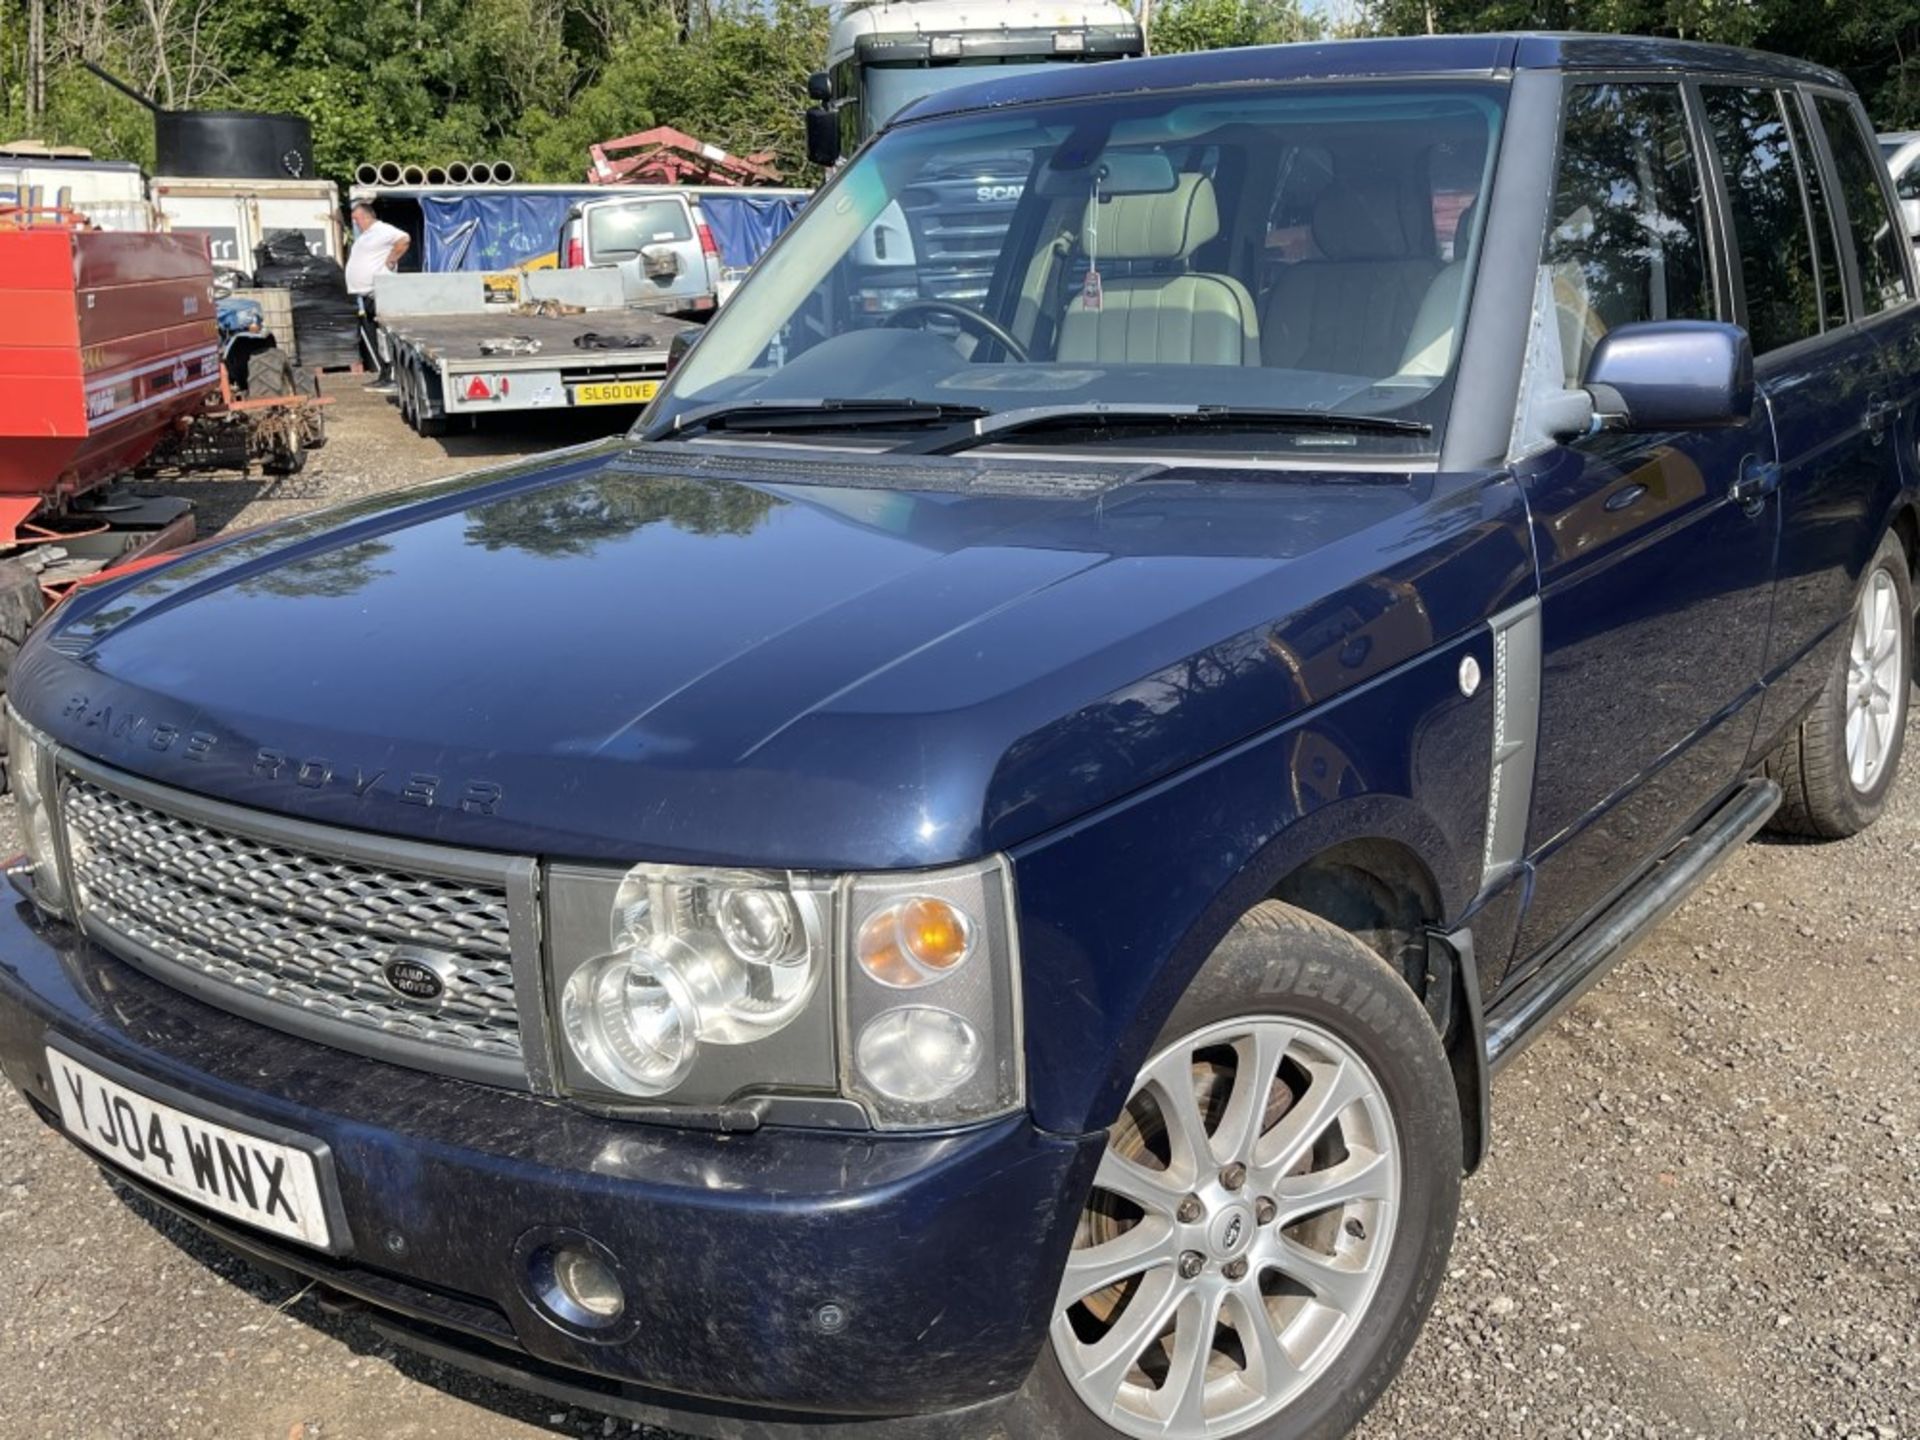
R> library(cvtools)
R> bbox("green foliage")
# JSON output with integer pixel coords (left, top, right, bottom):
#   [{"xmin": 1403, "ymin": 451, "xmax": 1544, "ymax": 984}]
[
  {"xmin": 1151, "ymin": 0, "xmax": 1324, "ymax": 55},
  {"xmin": 14, "ymin": 0, "xmax": 1920, "ymax": 187},
  {"xmin": 1359, "ymin": 0, "xmax": 1920, "ymax": 129},
  {"xmin": 521, "ymin": 0, "xmax": 828, "ymax": 180},
  {"xmin": 2, "ymin": 0, "xmax": 825, "ymax": 186}
]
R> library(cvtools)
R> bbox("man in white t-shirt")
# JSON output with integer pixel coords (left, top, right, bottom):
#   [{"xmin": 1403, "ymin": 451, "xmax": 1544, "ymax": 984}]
[{"xmin": 346, "ymin": 201, "xmax": 410, "ymax": 391}]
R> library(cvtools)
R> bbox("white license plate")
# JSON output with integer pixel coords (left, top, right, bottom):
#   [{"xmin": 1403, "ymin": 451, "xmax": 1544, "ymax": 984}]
[{"xmin": 47, "ymin": 1048, "xmax": 334, "ymax": 1249}]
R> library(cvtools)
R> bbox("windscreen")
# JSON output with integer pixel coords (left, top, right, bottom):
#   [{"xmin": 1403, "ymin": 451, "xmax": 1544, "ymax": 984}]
[
  {"xmin": 588, "ymin": 199, "xmax": 694, "ymax": 259},
  {"xmin": 657, "ymin": 81, "xmax": 1504, "ymax": 456},
  {"xmin": 865, "ymin": 59, "xmax": 1082, "ymax": 131}
]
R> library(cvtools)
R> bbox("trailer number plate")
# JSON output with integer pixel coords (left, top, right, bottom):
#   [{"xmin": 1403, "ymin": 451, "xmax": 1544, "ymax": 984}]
[{"xmin": 572, "ymin": 381, "xmax": 659, "ymax": 406}]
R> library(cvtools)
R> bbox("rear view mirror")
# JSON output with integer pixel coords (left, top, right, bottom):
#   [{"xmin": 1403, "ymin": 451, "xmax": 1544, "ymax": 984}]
[
  {"xmin": 1583, "ymin": 321, "xmax": 1753, "ymax": 431},
  {"xmin": 1035, "ymin": 151, "xmax": 1178, "ymax": 199},
  {"xmin": 807, "ymin": 71, "xmax": 832, "ymax": 103},
  {"xmin": 806, "ymin": 109, "xmax": 841, "ymax": 169}
]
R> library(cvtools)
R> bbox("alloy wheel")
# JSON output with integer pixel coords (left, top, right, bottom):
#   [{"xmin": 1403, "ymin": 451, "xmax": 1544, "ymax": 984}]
[
  {"xmin": 1051, "ymin": 1016, "xmax": 1402, "ymax": 1439},
  {"xmin": 1847, "ymin": 565, "xmax": 1905, "ymax": 794}
]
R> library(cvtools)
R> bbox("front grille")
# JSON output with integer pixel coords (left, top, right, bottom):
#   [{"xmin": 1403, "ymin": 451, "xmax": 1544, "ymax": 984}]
[{"xmin": 61, "ymin": 774, "xmax": 527, "ymax": 1074}]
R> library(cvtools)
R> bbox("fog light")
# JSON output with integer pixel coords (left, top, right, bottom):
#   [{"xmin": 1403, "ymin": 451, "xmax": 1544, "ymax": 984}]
[
  {"xmin": 528, "ymin": 1238, "xmax": 628, "ymax": 1333},
  {"xmin": 554, "ymin": 1246, "xmax": 625, "ymax": 1319}
]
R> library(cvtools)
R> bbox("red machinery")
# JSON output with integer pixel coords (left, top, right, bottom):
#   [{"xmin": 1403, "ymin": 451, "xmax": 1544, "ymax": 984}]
[
  {"xmin": 587, "ymin": 127, "xmax": 783, "ymax": 187},
  {"xmin": 0, "ymin": 211, "xmax": 218, "ymax": 554}
]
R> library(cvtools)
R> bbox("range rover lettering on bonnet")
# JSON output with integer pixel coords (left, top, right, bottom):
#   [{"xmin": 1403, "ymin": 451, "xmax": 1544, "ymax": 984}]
[{"xmin": 56, "ymin": 694, "xmax": 503, "ymax": 814}]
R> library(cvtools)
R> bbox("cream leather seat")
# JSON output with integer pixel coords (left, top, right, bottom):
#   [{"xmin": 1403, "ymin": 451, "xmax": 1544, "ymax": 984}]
[
  {"xmin": 1056, "ymin": 175, "xmax": 1259, "ymax": 367},
  {"xmin": 1397, "ymin": 203, "xmax": 1477, "ymax": 378},
  {"xmin": 1261, "ymin": 183, "xmax": 1439, "ymax": 377}
]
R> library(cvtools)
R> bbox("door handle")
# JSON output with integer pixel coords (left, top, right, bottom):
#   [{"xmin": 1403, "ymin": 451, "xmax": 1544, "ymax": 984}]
[
  {"xmin": 1729, "ymin": 455, "xmax": 1781, "ymax": 510},
  {"xmin": 1866, "ymin": 393, "xmax": 1896, "ymax": 442}
]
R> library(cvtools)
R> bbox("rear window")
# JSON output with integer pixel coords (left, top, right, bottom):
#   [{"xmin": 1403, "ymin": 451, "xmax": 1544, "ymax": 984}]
[
  {"xmin": 1814, "ymin": 95, "xmax": 1912, "ymax": 315},
  {"xmin": 1701, "ymin": 86, "xmax": 1826, "ymax": 352},
  {"xmin": 588, "ymin": 200, "xmax": 694, "ymax": 259}
]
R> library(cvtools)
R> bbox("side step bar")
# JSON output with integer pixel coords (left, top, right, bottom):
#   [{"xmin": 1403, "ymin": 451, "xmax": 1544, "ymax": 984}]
[{"xmin": 1485, "ymin": 777, "xmax": 1780, "ymax": 1070}]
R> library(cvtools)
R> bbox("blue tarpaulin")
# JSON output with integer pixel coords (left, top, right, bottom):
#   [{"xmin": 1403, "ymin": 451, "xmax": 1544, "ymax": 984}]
[
  {"xmin": 418, "ymin": 190, "xmax": 806, "ymax": 273},
  {"xmin": 420, "ymin": 191, "xmax": 591, "ymax": 271},
  {"xmin": 700, "ymin": 193, "xmax": 803, "ymax": 271}
]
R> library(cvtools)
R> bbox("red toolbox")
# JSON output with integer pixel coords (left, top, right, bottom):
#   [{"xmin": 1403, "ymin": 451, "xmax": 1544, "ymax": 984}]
[{"xmin": 0, "ymin": 224, "xmax": 220, "ymax": 538}]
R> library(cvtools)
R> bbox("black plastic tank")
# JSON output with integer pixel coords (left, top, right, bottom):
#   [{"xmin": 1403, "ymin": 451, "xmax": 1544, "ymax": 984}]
[{"xmin": 154, "ymin": 110, "xmax": 314, "ymax": 180}]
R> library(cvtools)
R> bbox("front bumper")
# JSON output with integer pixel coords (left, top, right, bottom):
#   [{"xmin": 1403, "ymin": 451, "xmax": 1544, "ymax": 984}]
[{"xmin": 0, "ymin": 898, "xmax": 1100, "ymax": 1430}]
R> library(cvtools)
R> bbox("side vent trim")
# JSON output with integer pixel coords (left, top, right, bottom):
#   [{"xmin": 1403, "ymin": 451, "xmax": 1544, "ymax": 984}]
[{"xmin": 1481, "ymin": 598, "xmax": 1541, "ymax": 888}]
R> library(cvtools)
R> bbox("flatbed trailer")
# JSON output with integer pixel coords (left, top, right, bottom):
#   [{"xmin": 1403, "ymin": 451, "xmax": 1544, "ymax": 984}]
[{"xmin": 374, "ymin": 269, "xmax": 691, "ymax": 437}]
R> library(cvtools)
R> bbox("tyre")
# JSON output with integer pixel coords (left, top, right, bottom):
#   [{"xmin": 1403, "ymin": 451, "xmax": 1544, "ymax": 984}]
[
  {"xmin": 245, "ymin": 345, "xmax": 295, "ymax": 399},
  {"xmin": 293, "ymin": 366, "xmax": 327, "ymax": 449},
  {"xmin": 1010, "ymin": 902, "xmax": 1461, "ymax": 1440},
  {"xmin": 415, "ymin": 374, "xmax": 450, "ymax": 439},
  {"xmin": 0, "ymin": 558, "xmax": 45, "ymax": 795},
  {"xmin": 397, "ymin": 361, "xmax": 418, "ymax": 427},
  {"xmin": 245, "ymin": 348, "xmax": 307, "ymax": 476},
  {"xmin": 1766, "ymin": 530, "xmax": 1912, "ymax": 838}
]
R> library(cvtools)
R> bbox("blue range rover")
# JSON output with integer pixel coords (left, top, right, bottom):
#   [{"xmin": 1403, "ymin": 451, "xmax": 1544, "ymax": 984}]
[{"xmin": 1, "ymin": 32, "xmax": 1914, "ymax": 1440}]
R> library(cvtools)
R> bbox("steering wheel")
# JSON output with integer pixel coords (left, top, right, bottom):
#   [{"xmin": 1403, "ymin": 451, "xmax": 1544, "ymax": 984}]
[{"xmin": 882, "ymin": 298, "xmax": 1029, "ymax": 362}]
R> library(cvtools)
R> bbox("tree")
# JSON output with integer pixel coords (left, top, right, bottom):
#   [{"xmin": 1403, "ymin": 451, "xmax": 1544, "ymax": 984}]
[
  {"xmin": 1151, "ymin": 0, "xmax": 1324, "ymax": 54},
  {"xmin": 1359, "ymin": 1, "xmax": 1920, "ymax": 128},
  {"xmin": 10, "ymin": 0, "xmax": 1920, "ymax": 187}
]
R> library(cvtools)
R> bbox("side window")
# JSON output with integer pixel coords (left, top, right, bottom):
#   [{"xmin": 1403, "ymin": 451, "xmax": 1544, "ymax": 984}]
[
  {"xmin": 1545, "ymin": 83, "xmax": 1716, "ymax": 385},
  {"xmin": 1701, "ymin": 86, "xmax": 1823, "ymax": 352},
  {"xmin": 1897, "ymin": 162, "xmax": 1920, "ymax": 203},
  {"xmin": 1782, "ymin": 96, "xmax": 1849, "ymax": 327},
  {"xmin": 1815, "ymin": 94, "xmax": 1913, "ymax": 314}
]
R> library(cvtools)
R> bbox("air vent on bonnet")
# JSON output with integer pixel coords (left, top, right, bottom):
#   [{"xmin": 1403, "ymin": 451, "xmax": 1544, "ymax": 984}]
[
  {"xmin": 45, "ymin": 630, "xmax": 95, "ymax": 658},
  {"xmin": 613, "ymin": 443, "xmax": 1159, "ymax": 499}
]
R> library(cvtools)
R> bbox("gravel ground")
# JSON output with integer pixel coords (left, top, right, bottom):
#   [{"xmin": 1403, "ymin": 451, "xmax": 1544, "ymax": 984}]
[{"xmin": 0, "ymin": 387, "xmax": 1914, "ymax": 1440}]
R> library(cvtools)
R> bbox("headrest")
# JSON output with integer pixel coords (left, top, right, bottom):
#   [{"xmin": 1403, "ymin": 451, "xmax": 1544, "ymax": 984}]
[
  {"xmin": 1085, "ymin": 175, "xmax": 1220, "ymax": 261},
  {"xmin": 1312, "ymin": 184, "xmax": 1415, "ymax": 261},
  {"xmin": 1448, "ymin": 199, "xmax": 1479, "ymax": 258}
]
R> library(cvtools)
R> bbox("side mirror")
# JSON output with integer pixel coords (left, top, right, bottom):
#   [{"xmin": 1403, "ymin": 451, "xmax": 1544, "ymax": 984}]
[
  {"xmin": 806, "ymin": 108, "xmax": 841, "ymax": 169},
  {"xmin": 1583, "ymin": 320, "xmax": 1753, "ymax": 432},
  {"xmin": 806, "ymin": 70, "xmax": 832, "ymax": 103}
]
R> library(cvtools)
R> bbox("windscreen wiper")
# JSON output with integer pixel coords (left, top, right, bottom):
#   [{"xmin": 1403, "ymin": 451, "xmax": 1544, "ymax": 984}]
[
  {"xmin": 646, "ymin": 397, "xmax": 990, "ymax": 442},
  {"xmin": 903, "ymin": 402, "xmax": 1433, "ymax": 456}
]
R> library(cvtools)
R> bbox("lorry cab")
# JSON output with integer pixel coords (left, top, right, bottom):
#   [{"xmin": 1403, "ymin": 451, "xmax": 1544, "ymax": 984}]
[
  {"xmin": 557, "ymin": 190, "xmax": 719, "ymax": 314},
  {"xmin": 806, "ymin": 0, "xmax": 1144, "ymax": 319},
  {"xmin": 811, "ymin": 0, "xmax": 1143, "ymax": 154}
]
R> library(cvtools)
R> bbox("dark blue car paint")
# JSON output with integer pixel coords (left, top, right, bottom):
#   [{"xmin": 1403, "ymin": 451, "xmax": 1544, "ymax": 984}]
[
  {"xmin": 1, "ymin": 32, "xmax": 1918, "ymax": 1429},
  {"xmin": 12, "ymin": 455, "xmax": 1519, "ymax": 878},
  {"xmin": 1505, "ymin": 405, "xmax": 1781, "ymax": 964},
  {"xmin": 0, "ymin": 901, "xmax": 1098, "ymax": 1414}
]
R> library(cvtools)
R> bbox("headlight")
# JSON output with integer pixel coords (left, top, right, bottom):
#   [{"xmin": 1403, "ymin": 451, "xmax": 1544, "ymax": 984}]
[
  {"xmin": 545, "ymin": 856, "xmax": 1022, "ymax": 1129},
  {"xmin": 5, "ymin": 706, "xmax": 66, "ymax": 915},
  {"xmin": 547, "ymin": 864, "xmax": 836, "ymax": 1105}
]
